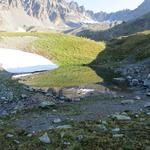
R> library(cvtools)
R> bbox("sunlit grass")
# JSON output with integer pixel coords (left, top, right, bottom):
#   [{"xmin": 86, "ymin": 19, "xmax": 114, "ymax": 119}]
[{"xmin": 0, "ymin": 32, "xmax": 105, "ymax": 66}]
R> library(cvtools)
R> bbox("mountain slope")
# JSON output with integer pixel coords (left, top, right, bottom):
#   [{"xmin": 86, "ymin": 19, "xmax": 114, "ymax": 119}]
[{"xmin": 71, "ymin": 12, "xmax": 150, "ymax": 41}]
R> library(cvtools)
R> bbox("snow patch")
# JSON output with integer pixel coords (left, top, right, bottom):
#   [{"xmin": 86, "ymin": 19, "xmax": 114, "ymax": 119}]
[{"xmin": 0, "ymin": 48, "xmax": 58, "ymax": 73}]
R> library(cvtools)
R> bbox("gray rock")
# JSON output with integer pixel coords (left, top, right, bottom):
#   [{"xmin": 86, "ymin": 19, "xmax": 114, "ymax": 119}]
[
  {"xmin": 146, "ymin": 92, "xmax": 150, "ymax": 97},
  {"xmin": 147, "ymin": 112, "xmax": 150, "ymax": 116},
  {"xmin": 63, "ymin": 141, "xmax": 70, "ymax": 145},
  {"xmin": 53, "ymin": 118, "xmax": 61, "ymax": 124},
  {"xmin": 21, "ymin": 94, "xmax": 27, "ymax": 99},
  {"xmin": 39, "ymin": 101, "xmax": 56, "ymax": 109},
  {"xmin": 144, "ymin": 80, "xmax": 150, "ymax": 87},
  {"xmin": 112, "ymin": 128, "xmax": 120, "ymax": 132},
  {"xmin": 27, "ymin": 133, "xmax": 32, "ymax": 137},
  {"xmin": 112, "ymin": 114, "xmax": 131, "ymax": 121},
  {"xmin": 134, "ymin": 96, "xmax": 141, "ymax": 100},
  {"xmin": 97, "ymin": 124, "xmax": 107, "ymax": 131},
  {"xmin": 148, "ymin": 74, "xmax": 150, "ymax": 80},
  {"xmin": 13, "ymin": 140, "xmax": 20, "ymax": 144},
  {"xmin": 131, "ymin": 79, "xmax": 139, "ymax": 86},
  {"xmin": 39, "ymin": 132, "xmax": 51, "ymax": 144},
  {"xmin": 121, "ymin": 99, "xmax": 134, "ymax": 105},
  {"xmin": 6, "ymin": 134, "xmax": 14, "ymax": 138}
]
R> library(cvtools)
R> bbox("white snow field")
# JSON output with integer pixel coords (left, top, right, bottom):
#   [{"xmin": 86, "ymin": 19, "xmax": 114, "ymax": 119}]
[{"xmin": 0, "ymin": 48, "xmax": 58, "ymax": 73}]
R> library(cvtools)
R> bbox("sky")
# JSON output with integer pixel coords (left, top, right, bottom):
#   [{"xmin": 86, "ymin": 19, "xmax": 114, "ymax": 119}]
[{"xmin": 71, "ymin": 0, "xmax": 144, "ymax": 13}]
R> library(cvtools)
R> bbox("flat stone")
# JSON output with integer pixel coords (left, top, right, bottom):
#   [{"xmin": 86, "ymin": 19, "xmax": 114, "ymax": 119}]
[{"xmin": 39, "ymin": 132, "xmax": 51, "ymax": 144}]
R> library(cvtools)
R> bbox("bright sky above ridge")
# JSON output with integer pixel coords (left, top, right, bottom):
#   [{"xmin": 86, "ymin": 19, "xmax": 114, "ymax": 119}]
[{"xmin": 72, "ymin": 0, "xmax": 144, "ymax": 13}]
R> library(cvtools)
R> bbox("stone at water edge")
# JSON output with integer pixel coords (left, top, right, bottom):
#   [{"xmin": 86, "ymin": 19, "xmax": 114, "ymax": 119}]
[{"xmin": 39, "ymin": 132, "xmax": 51, "ymax": 144}]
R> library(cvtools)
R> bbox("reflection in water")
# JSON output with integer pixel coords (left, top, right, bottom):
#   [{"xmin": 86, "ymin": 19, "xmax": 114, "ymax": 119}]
[{"xmin": 20, "ymin": 66, "xmax": 104, "ymax": 88}]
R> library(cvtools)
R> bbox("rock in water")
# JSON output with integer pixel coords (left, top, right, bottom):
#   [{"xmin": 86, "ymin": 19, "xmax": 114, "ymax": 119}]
[{"xmin": 39, "ymin": 133, "xmax": 51, "ymax": 144}]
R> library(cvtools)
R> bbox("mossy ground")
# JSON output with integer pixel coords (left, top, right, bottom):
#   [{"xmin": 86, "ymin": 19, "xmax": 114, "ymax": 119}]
[{"xmin": 0, "ymin": 111, "xmax": 150, "ymax": 150}]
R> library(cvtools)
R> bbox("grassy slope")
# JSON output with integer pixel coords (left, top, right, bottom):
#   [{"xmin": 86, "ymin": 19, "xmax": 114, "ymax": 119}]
[
  {"xmin": 91, "ymin": 30, "xmax": 150, "ymax": 66},
  {"xmin": 0, "ymin": 32, "xmax": 104, "ymax": 88},
  {"xmin": 0, "ymin": 32, "xmax": 105, "ymax": 66}
]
